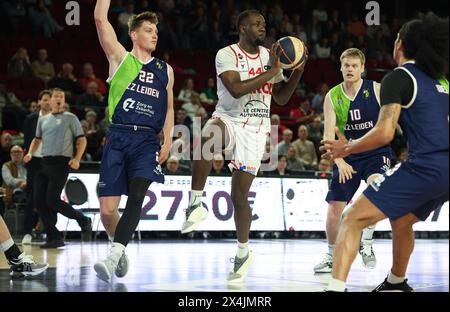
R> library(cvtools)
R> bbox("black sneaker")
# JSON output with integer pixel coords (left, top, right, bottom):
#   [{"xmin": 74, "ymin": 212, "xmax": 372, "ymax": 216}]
[
  {"xmin": 79, "ymin": 216, "xmax": 92, "ymax": 241},
  {"xmin": 372, "ymin": 277, "xmax": 414, "ymax": 292},
  {"xmin": 9, "ymin": 253, "xmax": 49, "ymax": 278},
  {"xmin": 40, "ymin": 238, "xmax": 65, "ymax": 249}
]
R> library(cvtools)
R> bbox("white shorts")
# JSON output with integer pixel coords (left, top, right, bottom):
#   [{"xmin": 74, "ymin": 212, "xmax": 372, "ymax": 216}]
[{"xmin": 212, "ymin": 114, "xmax": 267, "ymax": 176}]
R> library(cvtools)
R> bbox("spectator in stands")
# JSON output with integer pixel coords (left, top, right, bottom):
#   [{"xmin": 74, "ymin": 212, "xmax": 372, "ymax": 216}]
[
  {"xmin": 211, "ymin": 153, "xmax": 228, "ymax": 176},
  {"xmin": 311, "ymin": 83, "xmax": 329, "ymax": 114},
  {"xmin": 28, "ymin": 0, "xmax": 63, "ymax": 38},
  {"xmin": 178, "ymin": 78, "xmax": 195, "ymax": 103},
  {"xmin": 189, "ymin": 5, "xmax": 209, "ymax": 49},
  {"xmin": 182, "ymin": 92, "xmax": 207, "ymax": 120},
  {"xmin": 276, "ymin": 129, "xmax": 293, "ymax": 157},
  {"xmin": 286, "ymin": 146, "xmax": 305, "ymax": 171},
  {"xmin": 85, "ymin": 110, "xmax": 100, "ymax": 134},
  {"xmin": 200, "ymin": 78, "xmax": 218, "ymax": 105},
  {"xmin": 307, "ymin": 115, "xmax": 324, "ymax": 155},
  {"xmin": 48, "ymin": 63, "xmax": 83, "ymax": 101},
  {"xmin": 306, "ymin": 15, "xmax": 322, "ymax": 44},
  {"xmin": 270, "ymin": 114, "xmax": 287, "ymax": 143},
  {"xmin": 175, "ymin": 108, "xmax": 192, "ymax": 132},
  {"xmin": 210, "ymin": 19, "xmax": 225, "ymax": 50},
  {"xmin": 80, "ymin": 120, "xmax": 94, "ymax": 161},
  {"xmin": 330, "ymin": 32, "xmax": 343, "ymax": 62},
  {"xmin": 98, "ymin": 107, "xmax": 110, "ymax": 136},
  {"xmin": 263, "ymin": 27, "xmax": 277, "ymax": 48},
  {"xmin": 346, "ymin": 14, "xmax": 366, "ymax": 37},
  {"xmin": 0, "ymin": 83, "xmax": 26, "ymax": 131},
  {"xmin": 295, "ymin": 24, "xmax": 308, "ymax": 45},
  {"xmin": 290, "ymin": 98, "xmax": 315, "ymax": 125},
  {"xmin": 267, "ymin": 155, "xmax": 293, "ymax": 176},
  {"xmin": 76, "ymin": 81, "xmax": 104, "ymax": 110},
  {"xmin": 292, "ymin": 125, "xmax": 318, "ymax": 170},
  {"xmin": 0, "ymin": 133, "xmax": 13, "ymax": 165},
  {"xmin": 28, "ymin": 101, "xmax": 39, "ymax": 114},
  {"xmin": 117, "ymin": 1, "xmax": 135, "ymax": 44},
  {"xmin": 315, "ymin": 37, "xmax": 331, "ymax": 59},
  {"xmin": 312, "ymin": 3, "xmax": 328, "ymax": 23},
  {"xmin": 7, "ymin": 48, "xmax": 32, "ymax": 78},
  {"xmin": 317, "ymin": 158, "xmax": 332, "ymax": 177},
  {"xmin": 163, "ymin": 156, "xmax": 189, "ymax": 175},
  {"xmin": 261, "ymin": 141, "xmax": 277, "ymax": 169},
  {"xmin": 161, "ymin": 52, "xmax": 196, "ymax": 76},
  {"xmin": 79, "ymin": 63, "xmax": 108, "ymax": 95},
  {"xmin": 2, "ymin": 145, "xmax": 27, "ymax": 207},
  {"xmin": 31, "ymin": 49, "xmax": 55, "ymax": 85},
  {"xmin": 110, "ymin": 0, "xmax": 126, "ymax": 13}
]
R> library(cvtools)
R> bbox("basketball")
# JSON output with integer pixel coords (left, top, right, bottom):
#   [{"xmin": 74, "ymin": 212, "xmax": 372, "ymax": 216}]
[{"xmin": 277, "ymin": 36, "xmax": 306, "ymax": 70}]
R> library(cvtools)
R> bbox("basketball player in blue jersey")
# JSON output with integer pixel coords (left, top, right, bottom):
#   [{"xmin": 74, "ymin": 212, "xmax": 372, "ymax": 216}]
[
  {"xmin": 322, "ymin": 13, "xmax": 448, "ymax": 292},
  {"xmin": 93, "ymin": 0, "xmax": 174, "ymax": 283},
  {"xmin": 314, "ymin": 48, "xmax": 393, "ymax": 274}
]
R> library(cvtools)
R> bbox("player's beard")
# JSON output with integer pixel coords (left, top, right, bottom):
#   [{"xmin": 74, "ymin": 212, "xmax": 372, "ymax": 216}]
[{"xmin": 255, "ymin": 37, "xmax": 264, "ymax": 45}]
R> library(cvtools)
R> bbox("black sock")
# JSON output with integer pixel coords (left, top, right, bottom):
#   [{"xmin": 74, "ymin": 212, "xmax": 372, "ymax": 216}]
[
  {"xmin": 5, "ymin": 244, "xmax": 22, "ymax": 263},
  {"xmin": 114, "ymin": 178, "xmax": 151, "ymax": 246}
]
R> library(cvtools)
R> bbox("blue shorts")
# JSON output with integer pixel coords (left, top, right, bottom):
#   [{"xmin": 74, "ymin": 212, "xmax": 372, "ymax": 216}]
[
  {"xmin": 364, "ymin": 153, "xmax": 449, "ymax": 221},
  {"xmin": 326, "ymin": 153, "xmax": 391, "ymax": 203},
  {"xmin": 98, "ymin": 124, "xmax": 164, "ymax": 197}
]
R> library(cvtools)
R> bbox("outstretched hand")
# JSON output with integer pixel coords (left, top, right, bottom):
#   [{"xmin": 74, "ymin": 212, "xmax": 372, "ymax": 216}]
[{"xmin": 320, "ymin": 127, "xmax": 351, "ymax": 160}]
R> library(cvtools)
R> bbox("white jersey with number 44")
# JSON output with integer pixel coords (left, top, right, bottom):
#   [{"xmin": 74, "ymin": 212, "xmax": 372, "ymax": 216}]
[{"xmin": 214, "ymin": 43, "xmax": 285, "ymax": 134}]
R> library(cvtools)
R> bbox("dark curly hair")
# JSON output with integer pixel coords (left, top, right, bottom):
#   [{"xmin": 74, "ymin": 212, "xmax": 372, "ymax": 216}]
[{"xmin": 399, "ymin": 12, "xmax": 449, "ymax": 79}]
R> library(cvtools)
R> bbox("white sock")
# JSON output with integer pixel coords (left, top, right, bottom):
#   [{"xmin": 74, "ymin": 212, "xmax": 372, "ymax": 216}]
[
  {"xmin": 109, "ymin": 242, "xmax": 126, "ymax": 265},
  {"xmin": 0, "ymin": 238, "xmax": 14, "ymax": 252},
  {"xmin": 189, "ymin": 190, "xmax": 203, "ymax": 207},
  {"xmin": 387, "ymin": 270, "xmax": 405, "ymax": 284},
  {"xmin": 108, "ymin": 234, "xmax": 114, "ymax": 243},
  {"xmin": 328, "ymin": 244, "xmax": 335, "ymax": 256},
  {"xmin": 362, "ymin": 224, "xmax": 376, "ymax": 241},
  {"xmin": 236, "ymin": 241, "xmax": 249, "ymax": 259},
  {"xmin": 327, "ymin": 278, "xmax": 346, "ymax": 292}
]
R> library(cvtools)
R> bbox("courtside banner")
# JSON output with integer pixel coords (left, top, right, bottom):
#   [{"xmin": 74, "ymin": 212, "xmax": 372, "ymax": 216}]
[{"xmin": 58, "ymin": 174, "xmax": 449, "ymax": 232}]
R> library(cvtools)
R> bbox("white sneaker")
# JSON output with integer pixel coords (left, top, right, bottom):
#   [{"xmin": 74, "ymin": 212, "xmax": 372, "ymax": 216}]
[
  {"xmin": 115, "ymin": 252, "xmax": 129, "ymax": 278},
  {"xmin": 227, "ymin": 251, "xmax": 254, "ymax": 283},
  {"xmin": 313, "ymin": 253, "xmax": 333, "ymax": 273},
  {"xmin": 181, "ymin": 203, "xmax": 208, "ymax": 234},
  {"xmin": 94, "ymin": 258, "xmax": 117, "ymax": 283},
  {"xmin": 359, "ymin": 241, "xmax": 377, "ymax": 269},
  {"xmin": 22, "ymin": 234, "xmax": 33, "ymax": 245}
]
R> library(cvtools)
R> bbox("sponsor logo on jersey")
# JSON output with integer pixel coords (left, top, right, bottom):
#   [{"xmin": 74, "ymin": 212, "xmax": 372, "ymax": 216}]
[
  {"xmin": 436, "ymin": 84, "xmax": 449, "ymax": 94},
  {"xmin": 240, "ymin": 100, "xmax": 270, "ymax": 118},
  {"xmin": 122, "ymin": 98, "xmax": 155, "ymax": 117},
  {"xmin": 156, "ymin": 62, "xmax": 163, "ymax": 70},
  {"xmin": 363, "ymin": 88, "xmax": 370, "ymax": 98}
]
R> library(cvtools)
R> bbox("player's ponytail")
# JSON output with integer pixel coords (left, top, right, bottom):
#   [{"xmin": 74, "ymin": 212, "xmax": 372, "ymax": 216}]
[{"xmin": 399, "ymin": 12, "xmax": 449, "ymax": 79}]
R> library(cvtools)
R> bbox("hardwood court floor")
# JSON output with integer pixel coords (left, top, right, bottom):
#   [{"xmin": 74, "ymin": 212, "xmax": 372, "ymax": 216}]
[{"xmin": 0, "ymin": 239, "xmax": 447, "ymax": 292}]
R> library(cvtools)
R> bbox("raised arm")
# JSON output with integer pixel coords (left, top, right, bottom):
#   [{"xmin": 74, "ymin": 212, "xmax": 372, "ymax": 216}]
[{"xmin": 94, "ymin": 0, "xmax": 127, "ymax": 76}]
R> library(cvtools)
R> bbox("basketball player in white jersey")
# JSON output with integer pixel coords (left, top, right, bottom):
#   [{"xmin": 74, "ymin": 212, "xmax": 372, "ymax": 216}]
[{"xmin": 181, "ymin": 9, "xmax": 307, "ymax": 283}]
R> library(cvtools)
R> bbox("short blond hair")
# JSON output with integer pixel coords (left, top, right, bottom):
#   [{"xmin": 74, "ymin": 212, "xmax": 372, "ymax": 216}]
[
  {"xmin": 128, "ymin": 11, "xmax": 158, "ymax": 34},
  {"xmin": 340, "ymin": 48, "xmax": 365, "ymax": 65}
]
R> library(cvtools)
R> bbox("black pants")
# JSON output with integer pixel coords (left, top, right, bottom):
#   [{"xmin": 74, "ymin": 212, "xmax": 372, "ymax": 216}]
[{"xmin": 35, "ymin": 156, "xmax": 84, "ymax": 240}]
